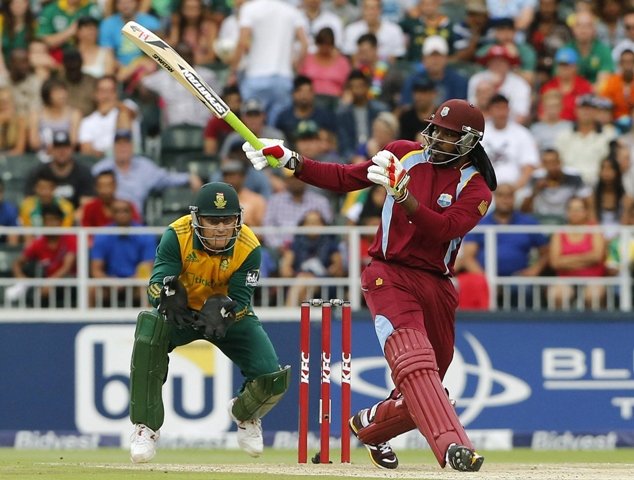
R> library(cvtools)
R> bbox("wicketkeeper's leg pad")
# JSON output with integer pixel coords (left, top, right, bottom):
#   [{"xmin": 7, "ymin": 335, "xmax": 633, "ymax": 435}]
[
  {"xmin": 129, "ymin": 310, "xmax": 171, "ymax": 431},
  {"xmin": 385, "ymin": 328, "xmax": 473, "ymax": 467},
  {"xmin": 355, "ymin": 389, "xmax": 416, "ymax": 445},
  {"xmin": 231, "ymin": 365, "xmax": 291, "ymax": 421}
]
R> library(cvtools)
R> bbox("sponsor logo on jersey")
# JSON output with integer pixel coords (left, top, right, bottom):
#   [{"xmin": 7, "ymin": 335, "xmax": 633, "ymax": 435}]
[
  {"xmin": 245, "ymin": 269, "xmax": 260, "ymax": 286},
  {"xmin": 185, "ymin": 251, "xmax": 199, "ymax": 263},
  {"xmin": 437, "ymin": 193, "xmax": 453, "ymax": 208}
]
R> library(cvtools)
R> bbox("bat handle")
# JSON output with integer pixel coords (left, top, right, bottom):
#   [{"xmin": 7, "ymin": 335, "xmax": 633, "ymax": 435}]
[{"xmin": 224, "ymin": 112, "xmax": 281, "ymax": 168}]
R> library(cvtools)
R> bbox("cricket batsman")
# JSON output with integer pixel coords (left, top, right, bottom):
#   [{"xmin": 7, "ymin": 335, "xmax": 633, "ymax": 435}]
[
  {"xmin": 243, "ymin": 99, "xmax": 497, "ymax": 472},
  {"xmin": 128, "ymin": 182, "xmax": 290, "ymax": 463}
]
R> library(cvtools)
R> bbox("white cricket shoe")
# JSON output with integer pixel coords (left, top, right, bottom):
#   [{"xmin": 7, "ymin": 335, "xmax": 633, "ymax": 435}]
[
  {"xmin": 130, "ymin": 424, "xmax": 159, "ymax": 463},
  {"xmin": 229, "ymin": 399, "xmax": 264, "ymax": 457}
]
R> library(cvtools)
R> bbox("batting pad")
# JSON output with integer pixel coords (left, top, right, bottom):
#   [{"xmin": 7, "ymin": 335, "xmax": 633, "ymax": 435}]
[
  {"xmin": 385, "ymin": 328, "xmax": 473, "ymax": 466},
  {"xmin": 356, "ymin": 390, "xmax": 416, "ymax": 445},
  {"xmin": 130, "ymin": 310, "xmax": 171, "ymax": 431}
]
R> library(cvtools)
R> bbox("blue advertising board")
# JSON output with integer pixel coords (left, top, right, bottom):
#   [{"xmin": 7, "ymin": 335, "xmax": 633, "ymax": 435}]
[{"xmin": 0, "ymin": 313, "xmax": 632, "ymax": 449}]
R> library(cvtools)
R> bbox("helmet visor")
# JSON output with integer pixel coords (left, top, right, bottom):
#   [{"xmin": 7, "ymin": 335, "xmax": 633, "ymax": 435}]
[
  {"xmin": 192, "ymin": 213, "xmax": 241, "ymax": 253},
  {"xmin": 420, "ymin": 123, "xmax": 481, "ymax": 165}
]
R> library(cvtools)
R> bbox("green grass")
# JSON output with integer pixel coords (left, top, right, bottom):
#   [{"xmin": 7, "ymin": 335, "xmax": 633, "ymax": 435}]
[{"xmin": 0, "ymin": 448, "xmax": 633, "ymax": 480}]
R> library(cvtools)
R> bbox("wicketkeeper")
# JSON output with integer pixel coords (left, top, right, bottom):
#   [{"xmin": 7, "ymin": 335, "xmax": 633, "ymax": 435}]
[{"xmin": 128, "ymin": 182, "xmax": 289, "ymax": 463}]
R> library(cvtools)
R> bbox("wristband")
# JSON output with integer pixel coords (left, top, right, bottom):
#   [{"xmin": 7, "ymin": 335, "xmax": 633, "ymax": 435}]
[
  {"xmin": 286, "ymin": 152, "xmax": 302, "ymax": 171},
  {"xmin": 394, "ymin": 189, "xmax": 409, "ymax": 204}
]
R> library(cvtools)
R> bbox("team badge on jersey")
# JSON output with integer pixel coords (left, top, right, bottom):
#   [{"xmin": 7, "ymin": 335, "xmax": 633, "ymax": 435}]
[
  {"xmin": 246, "ymin": 269, "xmax": 260, "ymax": 286},
  {"xmin": 220, "ymin": 258, "xmax": 230, "ymax": 271},
  {"xmin": 437, "ymin": 193, "xmax": 453, "ymax": 208},
  {"xmin": 477, "ymin": 200, "xmax": 489, "ymax": 216}
]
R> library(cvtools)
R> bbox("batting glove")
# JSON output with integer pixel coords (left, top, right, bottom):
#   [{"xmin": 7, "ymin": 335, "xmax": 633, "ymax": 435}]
[
  {"xmin": 242, "ymin": 138, "xmax": 298, "ymax": 170},
  {"xmin": 367, "ymin": 150, "xmax": 410, "ymax": 201}
]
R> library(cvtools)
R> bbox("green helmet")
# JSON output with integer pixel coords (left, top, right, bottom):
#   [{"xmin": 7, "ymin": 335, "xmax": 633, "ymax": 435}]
[{"xmin": 190, "ymin": 182, "xmax": 243, "ymax": 253}]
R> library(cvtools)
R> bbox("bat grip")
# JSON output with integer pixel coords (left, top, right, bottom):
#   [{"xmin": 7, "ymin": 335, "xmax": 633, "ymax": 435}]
[{"xmin": 224, "ymin": 112, "xmax": 280, "ymax": 168}]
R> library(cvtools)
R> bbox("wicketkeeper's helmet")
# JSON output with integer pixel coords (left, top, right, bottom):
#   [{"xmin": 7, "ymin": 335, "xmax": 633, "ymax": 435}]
[
  {"xmin": 190, "ymin": 182, "xmax": 243, "ymax": 253},
  {"xmin": 420, "ymin": 99, "xmax": 485, "ymax": 165}
]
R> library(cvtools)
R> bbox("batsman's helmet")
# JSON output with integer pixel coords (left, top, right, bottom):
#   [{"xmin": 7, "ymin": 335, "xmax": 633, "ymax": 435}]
[
  {"xmin": 190, "ymin": 182, "xmax": 243, "ymax": 253},
  {"xmin": 420, "ymin": 99, "xmax": 485, "ymax": 165}
]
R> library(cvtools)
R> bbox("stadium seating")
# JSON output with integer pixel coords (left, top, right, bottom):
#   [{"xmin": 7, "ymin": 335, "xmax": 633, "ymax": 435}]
[{"xmin": 159, "ymin": 124, "xmax": 205, "ymax": 167}]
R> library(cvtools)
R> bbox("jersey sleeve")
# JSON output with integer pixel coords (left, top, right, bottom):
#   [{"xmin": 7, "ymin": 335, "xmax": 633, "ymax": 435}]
[
  {"xmin": 227, "ymin": 246, "xmax": 261, "ymax": 318},
  {"xmin": 296, "ymin": 157, "xmax": 373, "ymax": 193},
  {"xmin": 147, "ymin": 228, "xmax": 182, "ymax": 307}
]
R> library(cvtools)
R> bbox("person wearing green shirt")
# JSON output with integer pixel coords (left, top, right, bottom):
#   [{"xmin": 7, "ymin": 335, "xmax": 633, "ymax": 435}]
[{"xmin": 36, "ymin": 0, "xmax": 100, "ymax": 50}]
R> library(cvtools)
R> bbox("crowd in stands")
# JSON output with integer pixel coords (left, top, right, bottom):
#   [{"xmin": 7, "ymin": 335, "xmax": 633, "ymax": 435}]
[{"xmin": 0, "ymin": 0, "xmax": 634, "ymax": 310}]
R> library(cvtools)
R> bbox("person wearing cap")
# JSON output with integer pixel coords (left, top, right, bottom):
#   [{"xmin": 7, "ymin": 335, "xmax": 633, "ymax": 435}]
[
  {"xmin": 398, "ymin": 0, "xmax": 453, "ymax": 63},
  {"xmin": 219, "ymin": 97, "xmax": 286, "ymax": 162},
  {"xmin": 24, "ymin": 130, "xmax": 95, "ymax": 217},
  {"xmin": 554, "ymin": 93, "xmax": 617, "ymax": 185},
  {"xmin": 400, "ymin": 35, "xmax": 467, "ymax": 107},
  {"xmin": 468, "ymin": 42, "xmax": 531, "ymax": 124},
  {"xmin": 243, "ymin": 98, "xmax": 496, "ymax": 472},
  {"xmin": 539, "ymin": 46, "xmax": 593, "ymax": 121},
  {"xmin": 598, "ymin": 48, "xmax": 634, "ymax": 120},
  {"xmin": 398, "ymin": 76, "xmax": 436, "ymax": 141},
  {"xmin": 91, "ymin": 129, "xmax": 203, "ymax": 214},
  {"xmin": 450, "ymin": 0, "xmax": 490, "ymax": 64},
  {"xmin": 221, "ymin": 159, "xmax": 267, "ymax": 227},
  {"xmin": 563, "ymin": 10, "xmax": 614, "ymax": 85}
]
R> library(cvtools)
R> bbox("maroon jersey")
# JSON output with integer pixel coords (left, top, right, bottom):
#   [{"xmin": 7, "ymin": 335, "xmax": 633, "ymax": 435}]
[{"xmin": 296, "ymin": 140, "xmax": 492, "ymax": 276}]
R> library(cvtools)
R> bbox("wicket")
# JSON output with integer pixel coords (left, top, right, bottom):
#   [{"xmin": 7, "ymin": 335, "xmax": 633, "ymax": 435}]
[{"xmin": 298, "ymin": 298, "xmax": 352, "ymax": 464}]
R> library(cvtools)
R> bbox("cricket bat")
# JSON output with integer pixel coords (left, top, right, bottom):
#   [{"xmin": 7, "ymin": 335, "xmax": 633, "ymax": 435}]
[{"xmin": 121, "ymin": 21, "xmax": 279, "ymax": 167}]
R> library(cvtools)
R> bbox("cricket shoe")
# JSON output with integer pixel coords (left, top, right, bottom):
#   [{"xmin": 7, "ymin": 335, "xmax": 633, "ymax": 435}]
[
  {"xmin": 130, "ymin": 424, "xmax": 159, "ymax": 463},
  {"xmin": 349, "ymin": 409, "xmax": 398, "ymax": 469},
  {"xmin": 229, "ymin": 398, "xmax": 263, "ymax": 457},
  {"xmin": 446, "ymin": 443, "xmax": 484, "ymax": 472}
]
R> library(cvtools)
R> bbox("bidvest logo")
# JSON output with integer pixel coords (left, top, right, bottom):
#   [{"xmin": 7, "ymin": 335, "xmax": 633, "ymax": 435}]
[
  {"xmin": 331, "ymin": 332, "xmax": 530, "ymax": 426},
  {"xmin": 75, "ymin": 325, "xmax": 232, "ymax": 438}
]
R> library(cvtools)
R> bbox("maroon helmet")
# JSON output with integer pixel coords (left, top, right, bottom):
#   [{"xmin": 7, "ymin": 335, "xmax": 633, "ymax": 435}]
[{"xmin": 421, "ymin": 99, "xmax": 485, "ymax": 165}]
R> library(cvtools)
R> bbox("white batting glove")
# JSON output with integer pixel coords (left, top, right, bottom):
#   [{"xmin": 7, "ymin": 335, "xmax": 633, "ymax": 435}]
[
  {"xmin": 242, "ymin": 138, "xmax": 297, "ymax": 170},
  {"xmin": 367, "ymin": 150, "xmax": 410, "ymax": 201}
]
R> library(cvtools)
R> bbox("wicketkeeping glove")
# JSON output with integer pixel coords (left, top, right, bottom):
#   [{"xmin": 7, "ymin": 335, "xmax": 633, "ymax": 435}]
[
  {"xmin": 192, "ymin": 294, "xmax": 238, "ymax": 339},
  {"xmin": 158, "ymin": 276, "xmax": 196, "ymax": 328},
  {"xmin": 366, "ymin": 150, "xmax": 411, "ymax": 201},
  {"xmin": 242, "ymin": 138, "xmax": 298, "ymax": 171}
]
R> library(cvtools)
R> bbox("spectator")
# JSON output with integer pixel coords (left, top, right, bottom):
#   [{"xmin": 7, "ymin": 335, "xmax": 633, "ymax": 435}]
[
  {"xmin": 341, "ymin": 0, "xmax": 405, "ymax": 62},
  {"xmin": 352, "ymin": 32, "xmax": 402, "ymax": 108},
  {"xmin": 0, "ymin": 179, "xmax": 19, "ymax": 246},
  {"xmin": 458, "ymin": 183, "xmax": 550, "ymax": 307},
  {"xmin": 563, "ymin": 10, "xmax": 614, "ymax": 85},
  {"xmin": 76, "ymin": 15, "xmax": 115, "ymax": 78},
  {"xmin": 262, "ymin": 169, "xmax": 333, "ymax": 252},
  {"xmin": 555, "ymin": 94, "xmax": 617, "ymax": 185},
  {"xmin": 213, "ymin": 0, "xmax": 246, "ymax": 67},
  {"xmin": 399, "ymin": 0, "xmax": 454, "ymax": 63},
  {"xmin": 469, "ymin": 43, "xmax": 531, "ymax": 124},
  {"xmin": 481, "ymin": 94, "xmax": 540, "ymax": 190},
  {"xmin": 595, "ymin": 0, "xmax": 625, "ymax": 49},
  {"xmin": 486, "ymin": 0, "xmax": 536, "ymax": 33},
  {"xmin": 279, "ymin": 209, "xmax": 344, "ymax": 306},
  {"xmin": 203, "ymin": 85, "xmax": 242, "ymax": 156},
  {"xmin": 400, "ymin": 35, "xmax": 468, "ymax": 108},
  {"xmin": 351, "ymin": 111, "xmax": 399, "ymax": 164},
  {"xmin": 28, "ymin": 78, "xmax": 82, "ymax": 158},
  {"xmin": 0, "ymin": 0, "xmax": 36, "ymax": 59},
  {"xmin": 3, "ymin": 49, "xmax": 42, "ymax": 116},
  {"xmin": 530, "ymin": 89, "xmax": 574, "ymax": 151},
  {"xmin": 274, "ymin": 75, "xmax": 337, "ymax": 145},
  {"xmin": 25, "ymin": 131, "xmax": 95, "ymax": 215},
  {"xmin": 166, "ymin": 0, "xmax": 218, "ymax": 66},
  {"xmin": 91, "ymin": 129, "xmax": 203, "ymax": 214},
  {"xmin": 60, "ymin": 47, "xmax": 99, "ymax": 117},
  {"xmin": 598, "ymin": 47, "xmax": 634, "ymax": 122},
  {"xmin": 19, "ymin": 171, "xmax": 75, "ymax": 228},
  {"xmin": 324, "ymin": 0, "xmax": 360, "ymax": 27},
  {"xmin": 520, "ymin": 148, "xmax": 593, "ymax": 224},
  {"xmin": 27, "ymin": 38, "xmax": 58, "ymax": 81},
  {"xmin": 79, "ymin": 75, "xmax": 140, "ymax": 158},
  {"xmin": 99, "ymin": 0, "xmax": 161, "ymax": 84},
  {"xmin": 230, "ymin": 0, "xmax": 308, "ymax": 126},
  {"xmin": 81, "ymin": 169, "xmax": 141, "ymax": 227},
  {"xmin": 335, "ymin": 69, "xmax": 388, "ymax": 159},
  {"xmin": 594, "ymin": 155, "xmax": 631, "ymax": 239},
  {"xmin": 612, "ymin": 8, "xmax": 634, "ymax": 64},
  {"xmin": 548, "ymin": 196, "xmax": 607, "ymax": 309},
  {"xmin": 398, "ymin": 77, "xmax": 437, "ymax": 142},
  {"xmin": 298, "ymin": 27, "xmax": 351, "ymax": 104},
  {"xmin": 450, "ymin": 0, "xmax": 490, "ymax": 64},
  {"xmin": 220, "ymin": 159, "xmax": 267, "ymax": 227},
  {"xmin": 539, "ymin": 46, "xmax": 593, "ymax": 121},
  {"xmin": 140, "ymin": 42, "xmax": 218, "ymax": 127},
  {"xmin": 292, "ymin": 119, "xmax": 340, "ymax": 163},
  {"xmin": 0, "ymin": 86, "xmax": 27, "ymax": 155},
  {"xmin": 36, "ymin": 0, "xmax": 100, "ymax": 56},
  {"xmin": 220, "ymin": 98, "xmax": 286, "ymax": 161},
  {"xmin": 300, "ymin": 0, "xmax": 344, "ymax": 52},
  {"xmin": 89, "ymin": 198, "xmax": 156, "ymax": 307},
  {"xmin": 12, "ymin": 202, "xmax": 77, "ymax": 307}
]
